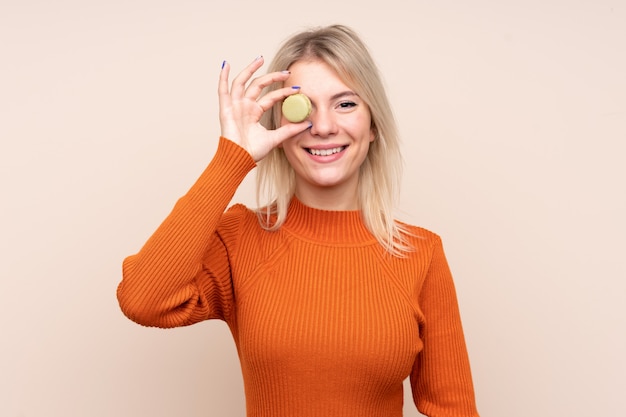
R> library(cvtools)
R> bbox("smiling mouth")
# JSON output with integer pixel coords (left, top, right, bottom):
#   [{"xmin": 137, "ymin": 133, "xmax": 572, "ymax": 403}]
[{"xmin": 306, "ymin": 146, "xmax": 347, "ymax": 156}]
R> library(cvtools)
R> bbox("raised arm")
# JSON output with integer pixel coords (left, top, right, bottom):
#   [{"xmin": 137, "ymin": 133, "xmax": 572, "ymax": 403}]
[{"xmin": 117, "ymin": 57, "xmax": 310, "ymax": 328}]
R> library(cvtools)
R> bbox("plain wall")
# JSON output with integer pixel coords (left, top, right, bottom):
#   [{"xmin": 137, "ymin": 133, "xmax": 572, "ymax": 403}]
[{"xmin": 1, "ymin": 0, "xmax": 624, "ymax": 416}]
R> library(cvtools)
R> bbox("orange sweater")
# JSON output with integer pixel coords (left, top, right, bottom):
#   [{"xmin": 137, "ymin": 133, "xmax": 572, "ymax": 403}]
[{"xmin": 117, "ymin": 137, "xmax": 480, "ymax": 417}]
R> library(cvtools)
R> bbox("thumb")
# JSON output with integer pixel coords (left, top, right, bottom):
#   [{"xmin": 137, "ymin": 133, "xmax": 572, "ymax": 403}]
[{"xmin": 271, "ymin": 120, "xmax": 312, "ymax": 146}]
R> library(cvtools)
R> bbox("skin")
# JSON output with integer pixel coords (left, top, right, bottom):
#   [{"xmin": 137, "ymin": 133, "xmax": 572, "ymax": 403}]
[
  {"xmin": 218, "ymin": 56, "xmax": 374, "ymax": 210},
  {"xmin": 218, "ymin": 56, "xmax": 308, "ymax": 162},
  {"xmin": 280, "ymin": 60, "xmax": 375, "ymax": 210}
]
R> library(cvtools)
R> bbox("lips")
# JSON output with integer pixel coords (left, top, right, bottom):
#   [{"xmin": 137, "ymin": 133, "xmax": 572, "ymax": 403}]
[{"xmin": 305, "ymin": 146, "xmax": 347, "ymax": 156}]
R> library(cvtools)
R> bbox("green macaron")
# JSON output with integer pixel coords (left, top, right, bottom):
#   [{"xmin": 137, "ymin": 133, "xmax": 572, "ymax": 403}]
[{"xmin": 282, "ymin": 93, "xmax": 312, "ymax": 123}]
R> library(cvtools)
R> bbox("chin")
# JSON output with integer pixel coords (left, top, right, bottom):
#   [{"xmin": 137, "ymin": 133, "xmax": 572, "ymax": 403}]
[{"xmin": 310, "ymin": 175, "xmax": 349, "ymax": 188}]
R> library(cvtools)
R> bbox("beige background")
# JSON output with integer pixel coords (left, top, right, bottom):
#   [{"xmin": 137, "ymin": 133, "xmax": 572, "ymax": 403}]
[{"xmin": 1, "ymin": 0, "xmax": 624, "ymax": 416}]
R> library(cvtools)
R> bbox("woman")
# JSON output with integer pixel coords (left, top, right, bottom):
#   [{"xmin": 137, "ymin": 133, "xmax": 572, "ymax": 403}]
[{"xmin": 118, "ymin": 24, "xmax": 480, "ymax": 417}]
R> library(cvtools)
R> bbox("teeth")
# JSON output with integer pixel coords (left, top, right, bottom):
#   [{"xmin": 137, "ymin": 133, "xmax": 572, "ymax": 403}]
[{"xmin": 308, "ymin": 146, "xmax": 345, "ymax": 156}]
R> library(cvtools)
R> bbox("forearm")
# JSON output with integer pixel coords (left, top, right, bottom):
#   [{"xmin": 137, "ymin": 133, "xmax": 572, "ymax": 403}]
[{"xmin": 117, "ymin": 137, "xmax": 255, "ymax": 327}]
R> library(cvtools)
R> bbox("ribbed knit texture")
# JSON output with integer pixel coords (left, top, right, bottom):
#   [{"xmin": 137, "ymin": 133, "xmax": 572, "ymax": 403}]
[{"xmin": 117, "ymin": 137, "xmax": 480, "ymax": 417}]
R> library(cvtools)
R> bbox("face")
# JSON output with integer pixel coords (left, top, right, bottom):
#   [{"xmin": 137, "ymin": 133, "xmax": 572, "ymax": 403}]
[{"xmin": 280, "ymin": 60, "xmax": 375, "ymax": 207}]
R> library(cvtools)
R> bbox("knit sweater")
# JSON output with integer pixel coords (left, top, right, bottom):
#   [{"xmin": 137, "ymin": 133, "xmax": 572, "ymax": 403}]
[{"xmin": 117, "ymin": 137, "xmax": 480, "ymax": 417}]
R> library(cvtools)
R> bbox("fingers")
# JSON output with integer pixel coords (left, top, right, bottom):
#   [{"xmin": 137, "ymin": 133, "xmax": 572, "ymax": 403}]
[
  {"xmin": 255, "ymin": 85, "xmax": 302, "ymax": 116},
  {"xmin": 217, "ymin": 56, "xmax": 308, "ymax": 160},
  {"xmin": 227, "ymin": 55, "xmax": 293, "ymax": 100},
  {"xmin": 220, "ymin": 56, "xmax": 299, "ymax": 119},
  {"xmin": 218, "ymin": 60, "xmax": 230, "ymax": 93},
  {"xmin": 217, "ymin": 61, "xmax": 231, "ymax": 114},
  {"xmin": 244, "ymin": 70, "xmax": 292, "ymax": 100},
  {"xmin": 230, "ymin": 56, "xmax": 265, "ymax": 99},
  {"xmin": 268, "ymin": 120, "xmax": 312, "ymax": 148}
]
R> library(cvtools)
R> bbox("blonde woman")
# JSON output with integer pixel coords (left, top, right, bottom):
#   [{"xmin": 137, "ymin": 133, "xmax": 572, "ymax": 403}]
[{"xmin": 118, "ymin": 24, "xmax": 480, "ymax": 417}]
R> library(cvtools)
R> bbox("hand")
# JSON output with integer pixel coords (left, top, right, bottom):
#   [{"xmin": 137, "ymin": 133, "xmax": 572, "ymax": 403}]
[{"xmin": 218, "ymin": 56, "xmax": 310, "ymax": 162}]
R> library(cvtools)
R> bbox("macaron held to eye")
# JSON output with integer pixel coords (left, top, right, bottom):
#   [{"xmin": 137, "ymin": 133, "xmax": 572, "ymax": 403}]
[{"xmin": 282, "ymin": 93, "xmax": 312, "ymax": 123}]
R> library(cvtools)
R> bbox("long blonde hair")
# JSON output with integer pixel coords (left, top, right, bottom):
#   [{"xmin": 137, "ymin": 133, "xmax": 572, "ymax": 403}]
[{"xmin": 256, "ymin": 25, "xmax": 412, "ymax": 255}]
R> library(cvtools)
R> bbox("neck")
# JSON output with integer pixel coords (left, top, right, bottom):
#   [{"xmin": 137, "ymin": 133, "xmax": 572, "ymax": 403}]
[
  {"xmin": 284, "ymin": 197, "xmax": 375, "ymax": 244},
  {"xmin": 294, "ymin": 185, "xmax": 359, "ymax": 211}
]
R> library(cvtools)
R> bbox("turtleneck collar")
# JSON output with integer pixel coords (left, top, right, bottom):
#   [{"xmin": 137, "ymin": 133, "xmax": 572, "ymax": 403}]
[{"xmin": 282, "ymin": 197, "xmax": 377, "ymax": 245}]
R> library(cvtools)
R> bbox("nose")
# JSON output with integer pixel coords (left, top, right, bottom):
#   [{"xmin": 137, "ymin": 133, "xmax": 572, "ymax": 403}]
[{"xmin": 309, "ymin": 106, "xmax": 338, "ymax": 138}]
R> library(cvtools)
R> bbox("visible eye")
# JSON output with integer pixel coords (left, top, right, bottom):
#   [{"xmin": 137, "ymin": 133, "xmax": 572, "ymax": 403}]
[{"xmin": 337, "ymin": 101, "xmax": 357, "ymax": 109}]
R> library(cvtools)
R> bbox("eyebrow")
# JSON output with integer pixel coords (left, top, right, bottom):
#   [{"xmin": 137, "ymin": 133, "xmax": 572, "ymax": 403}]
[{"xmin": 330, "ymin": 91, "xmax": 359, "ymax": 101}]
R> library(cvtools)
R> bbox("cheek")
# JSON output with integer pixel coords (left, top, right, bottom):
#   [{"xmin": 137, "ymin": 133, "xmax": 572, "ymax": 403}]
[
  {"xmin": 281, "ymin": 139, "xmax": 299, "ymax": 158},
  {"xmin": 352, "ymin": 113, "xmax": 374, "ymax": 142}
]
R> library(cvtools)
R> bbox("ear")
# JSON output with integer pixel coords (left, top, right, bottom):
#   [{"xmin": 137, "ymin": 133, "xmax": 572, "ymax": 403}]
[{"xmin": 369, "ymin": 125, "xmax": 377, "ymax": 143}]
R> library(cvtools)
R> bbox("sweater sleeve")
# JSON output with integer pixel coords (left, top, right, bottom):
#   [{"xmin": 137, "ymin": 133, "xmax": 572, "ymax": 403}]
[
  {"xmin": 116, "ymin": 137, "xmax": 256, "ymax": 328},
  {"xmin": 411, "ymin": 236, "xmax": 480, "ymax": 417}
]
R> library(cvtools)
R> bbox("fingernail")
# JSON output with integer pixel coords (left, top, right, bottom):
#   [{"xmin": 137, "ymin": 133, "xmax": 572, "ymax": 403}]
[
  {"xmin": 291, "ymin": 85, "xmax": 301, "ymax": 89},
  {"xmin": 254, "ymin": 55, "xmax": 263, "ymax": 61},
  {"xmin": 308, "ymin": 122, "xmax": 313, "ymax": 129},
  {"xmin": 221, "ymin": 60, "xmax": 226, "ymax": 69},
  {"xmin": 282, "ymin": 70, "xmax": 291, "ymax": 74}
]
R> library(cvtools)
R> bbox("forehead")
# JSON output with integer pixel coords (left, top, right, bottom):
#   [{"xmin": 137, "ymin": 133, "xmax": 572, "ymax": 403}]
[{"xmin": 285, "ymin": 60, "xmax": 352, "ymax": 94}]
